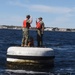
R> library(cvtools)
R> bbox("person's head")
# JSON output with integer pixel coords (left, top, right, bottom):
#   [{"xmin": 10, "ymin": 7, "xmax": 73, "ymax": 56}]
[
  {"xmin": 38, "ymin": 17, "xmax": 43, "ymax": 21},
  {"xmin": 26, "ymin": 15, "xmax": 30, "ymax": 19}
]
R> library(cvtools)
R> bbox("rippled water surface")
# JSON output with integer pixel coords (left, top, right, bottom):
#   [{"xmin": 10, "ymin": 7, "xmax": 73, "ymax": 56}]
[{"xmin": 0, "ymin": 29, "xmax": 75, "ymax": 75}]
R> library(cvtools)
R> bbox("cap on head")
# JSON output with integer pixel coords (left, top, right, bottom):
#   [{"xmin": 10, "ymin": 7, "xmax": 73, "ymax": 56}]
[
  {"xmin": 38, "ymin": 17, "xmax": 42, "ymax": 19},
  {"xmin": 26, "ymin": 15, "xmax": 30, "ymax": 18}
]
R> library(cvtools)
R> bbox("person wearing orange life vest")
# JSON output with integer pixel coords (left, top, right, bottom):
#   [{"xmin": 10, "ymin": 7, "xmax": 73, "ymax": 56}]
[
  {"xmin": 36, "ymin": 17, "xmax": 45, "ymax": 47},
  {"xmin": 21, "ymin": 15, "xmax": 33, "ymax": 47}
]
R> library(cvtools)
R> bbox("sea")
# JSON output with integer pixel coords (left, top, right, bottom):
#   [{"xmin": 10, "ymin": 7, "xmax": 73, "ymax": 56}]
[{"xmin": 0, "ymin": 29, "xmax": 75, "ymax": 75}]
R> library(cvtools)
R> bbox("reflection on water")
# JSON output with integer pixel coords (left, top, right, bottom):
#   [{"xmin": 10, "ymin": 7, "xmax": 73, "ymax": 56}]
[
  {"xmin": 0, "ymin": 69, "xmax": 75, "ymax": 75},
  {"xmin": 6, "ymin": 62, "xmax": 75, "ymax": 75},
  {"xmin": 7, "ymin": 63, "xmax": 54, "ymax": 72},
  {"xmin": 6, "ymin": 65, "xmax": 54, "ymax": 75}
]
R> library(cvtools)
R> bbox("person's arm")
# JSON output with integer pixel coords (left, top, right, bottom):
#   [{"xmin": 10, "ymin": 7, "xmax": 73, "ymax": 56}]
[
  {"xmin": 30, "ymin": 17, "xmax": 33, "ymax": 24},
  {"xmin": 36, "ymin": 18, "xmax": 38, "ymax": 24}
]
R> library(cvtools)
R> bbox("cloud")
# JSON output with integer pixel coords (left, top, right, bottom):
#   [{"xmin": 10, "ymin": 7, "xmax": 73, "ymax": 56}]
[
  {"xmin": 29, "ymin": 5, "xmax": 72, "ymax": 14},
  {"xmin": 8, "ymin": 1, "xmax": 27, "ymax": 7},
  {"xmin": 8, "ymin": 0, "xmax": 75, "ymax": 15}
]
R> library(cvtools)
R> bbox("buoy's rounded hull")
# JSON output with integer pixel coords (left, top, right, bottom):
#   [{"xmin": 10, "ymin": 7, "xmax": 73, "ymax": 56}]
[
  {"xmin": 7, "ymin": 57, "xmax": 54, "ymax": 69},
  {"xmin": 7, "ymin": 46, "xmax": 55, "ymax": 69}
]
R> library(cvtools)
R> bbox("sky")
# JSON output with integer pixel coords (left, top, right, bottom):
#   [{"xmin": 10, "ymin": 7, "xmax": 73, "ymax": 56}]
[{"xmin": 0, "ymin": 0, "xmax": 75, "ymax": 28}]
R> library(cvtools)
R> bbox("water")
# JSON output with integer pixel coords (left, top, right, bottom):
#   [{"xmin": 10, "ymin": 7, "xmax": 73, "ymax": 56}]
[{"xmin": 0, "ymin": 29, "xmax": 75, "ymax": 75}]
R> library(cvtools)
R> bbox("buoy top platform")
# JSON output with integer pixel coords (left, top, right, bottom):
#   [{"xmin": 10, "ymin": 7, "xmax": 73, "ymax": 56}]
[{"xmin": 7, "ymin": 46, "xmax": 54, "ymax": 57}]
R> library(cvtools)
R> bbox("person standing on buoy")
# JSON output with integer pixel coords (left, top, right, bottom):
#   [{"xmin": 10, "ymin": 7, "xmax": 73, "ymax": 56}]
[
  {"xmin": 21, "ymin": 15, "xmax": 33, "ymax": 47},
  {"xmin": 36, "ymin": 17, "xmax": 45, "ymax": 47}
]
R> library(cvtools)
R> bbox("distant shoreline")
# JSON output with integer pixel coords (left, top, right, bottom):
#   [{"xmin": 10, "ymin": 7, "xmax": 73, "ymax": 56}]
[{"xmin": 0, "ymin": 25, "xmax": 75, "ymax": 32}]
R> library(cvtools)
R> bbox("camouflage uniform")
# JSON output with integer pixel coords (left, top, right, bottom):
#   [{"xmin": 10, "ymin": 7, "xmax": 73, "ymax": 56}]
[
  {"xmin": 37, "ymin": 21, "xmax": 44, "ymax": 47},
  {"xmin": 21, "ymin": 19, "xmax": 30, "ymax": 46}
]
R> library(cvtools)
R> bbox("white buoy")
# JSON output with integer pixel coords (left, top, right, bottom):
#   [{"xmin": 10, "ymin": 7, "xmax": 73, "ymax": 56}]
[{"xmin": 7, "ymin": 46, "xmax": 55, "ymax": 69}]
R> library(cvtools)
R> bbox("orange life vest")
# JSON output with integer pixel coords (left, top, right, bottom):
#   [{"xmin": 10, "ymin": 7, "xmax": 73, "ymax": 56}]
[
  {"xmin": 23, "ymin": 20, "xmax": 26, "ymax": 28},
  {"xmin": 36, "ymin": 22, "xmax": 42, "ymax": 29},
  {"xmin": 23, "ymin": 20, "xmax": 30, "ymax": 28}
]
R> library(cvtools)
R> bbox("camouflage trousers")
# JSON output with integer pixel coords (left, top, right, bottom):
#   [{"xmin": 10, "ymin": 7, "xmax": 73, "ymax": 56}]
[
  {"xmin": 21, "ymin": 28, "xmax": 29, "ymax": 46},
  {"xmin": 37, "ymin": 29, "xmax": 43, "ymax": 47}
]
